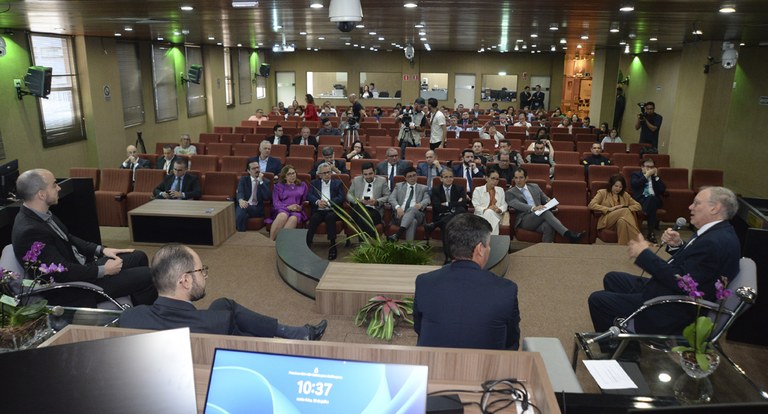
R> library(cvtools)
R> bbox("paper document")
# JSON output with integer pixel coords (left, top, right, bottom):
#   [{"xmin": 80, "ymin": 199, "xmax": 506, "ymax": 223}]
[
  {"xmin": 583, "ymin": 360, "xmax": 638, "ymax": 390},
  {"xmin": 534, "ymin": 198, "xmax": 559, "ymax": 216}
]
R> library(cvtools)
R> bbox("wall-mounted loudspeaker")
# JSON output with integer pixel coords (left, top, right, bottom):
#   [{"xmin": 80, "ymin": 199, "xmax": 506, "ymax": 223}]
[
  {"xmin": 187, "ymin": 64, "xmax": 203, "ymax": 84},
  {"xmin": 259, "ymin": 63, "xmax": 270, "ymax": 78},
  {"xmin": 25, "ymin": 66, "xmax": 52, "ymax": 98}
]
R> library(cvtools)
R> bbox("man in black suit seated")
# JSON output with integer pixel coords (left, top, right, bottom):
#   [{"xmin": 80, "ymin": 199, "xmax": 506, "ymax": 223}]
[
  {"xmin": 413, "ymin": 213, "xmax": 520, "ymax": 350},
  {"xmin": 631, "ymin": 158, "xmax": 666, "ymax": 244},
  {"xmin": 588, "ymin": 186, "xmax": 740, "ymax": 336},
  {"xmin": 267, "ymin": 124, "xmax": 291, "ymax": 146},
  {"xmin": 152, "ymin": 158, "xmax": 202, "ymax": 200},
  {"xmin": 119, "ymin": 244, "xmax": 327, "ymax": 339},
  {"xmin": 376, "ymin": 148, "xmax": 412, "ymax": 191},
  {"xmin": 424, "ymin": 169, "xmax": 469, "ymax": 264},
  {"xmin": 156, "ymin": 144, "xmax": 181, "ymax": 175},
  {"xmin": 120, "ymin": 144, "xmax": 150, "ymax": 181},
  {"xmin": 235, "ymin": 160, "xmax": 271, "ymax": 232},
  {"xmin": 12, "ymin": 169, "xmax": 157, "ymax": 307},
  {"xmin": 310, "ymin": 146, "xmax": 348, "ymax": 179},
  {"xmin": 291, "ymin": 126, "xmax": 318, "ymax": 149},
  {"xmin": 247, "ymin": 140, "xmax": 282, "ymax": 176}
]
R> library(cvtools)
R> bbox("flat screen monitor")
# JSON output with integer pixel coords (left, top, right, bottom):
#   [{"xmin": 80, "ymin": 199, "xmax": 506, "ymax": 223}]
[
  {"xmin": 204, "ymin": 348, "xmax": 429, "ymax": 414},
  {"xmin": 0, "ymin": 158, "xmax": 19, "ymax": 204}
]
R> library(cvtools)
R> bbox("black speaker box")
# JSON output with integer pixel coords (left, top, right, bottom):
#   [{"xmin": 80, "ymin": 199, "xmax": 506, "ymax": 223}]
[
  {"xmin": 24, "ymin": 66, "xmax": 52, "ymax": 97},
  {"xmin": 259, "ymin": 63, "xmax": 270, "ymax": 77}
]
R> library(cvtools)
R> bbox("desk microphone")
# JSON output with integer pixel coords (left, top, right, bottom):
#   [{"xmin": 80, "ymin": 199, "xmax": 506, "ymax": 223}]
[{"xmin": 586, "ymin": 326, "xmax": 621, "ymax": 344}]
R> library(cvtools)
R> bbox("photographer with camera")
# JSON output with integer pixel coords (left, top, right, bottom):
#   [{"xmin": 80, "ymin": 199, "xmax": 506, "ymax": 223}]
[
  {"xmin": 634, "ymin": 101, "xmax": 663, "ymax": 149},
  {"xmin": 397, "ymin": 97, "xmax": 427, "ymax": 158},
  {"xmin": 344, "ymin": 94, "xmax": 367, "ymax": 149}
]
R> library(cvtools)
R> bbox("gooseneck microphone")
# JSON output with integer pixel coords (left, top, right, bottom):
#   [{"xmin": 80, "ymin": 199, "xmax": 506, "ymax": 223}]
[{"xmin": 586, "ymin": 326, "xmax": 621, "ymax": 344}]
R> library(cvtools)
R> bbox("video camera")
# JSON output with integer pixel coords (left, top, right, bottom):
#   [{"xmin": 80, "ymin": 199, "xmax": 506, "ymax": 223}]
[
  {"xmin": 637, "ymin": 102, "xmax": 647, "ymax": 120},
  {"xmin": 345, "ymin": 116, "xmax": 359, "ymax": 130},
  {"xmin": 400, "ymin": 106, "xmax": 414, "ymax": 131}
]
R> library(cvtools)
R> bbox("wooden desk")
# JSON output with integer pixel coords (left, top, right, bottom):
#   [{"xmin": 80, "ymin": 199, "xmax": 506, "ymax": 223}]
[
  {"xmin": 128, "ymin": 200, "xmax": 235, "ymax": 247},
  {"xmin": 42, "ymin": 326, "xmax": 561, "ymax": 414}
]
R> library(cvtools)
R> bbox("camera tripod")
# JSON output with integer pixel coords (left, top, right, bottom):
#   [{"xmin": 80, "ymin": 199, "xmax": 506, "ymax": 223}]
[{"xmin": 344, "ymin": 125, "xmax": 360, "ymax": 150}]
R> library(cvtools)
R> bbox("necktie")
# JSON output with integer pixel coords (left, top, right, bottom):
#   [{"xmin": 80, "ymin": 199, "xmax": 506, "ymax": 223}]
[
  {"xmin": 426, "ymin": 167, "xmax": 432, "ymax": 190},
  {"xmin": 643, "ymin": 179, "xmax": 652, "ymax": 197},
  {"xmin": 46, "ymin": 218, "xmax": 87, "ymax": 265},
  {"xmin": 445, "ymin": 186, "xmax": 451, "ymax": 203},
  {"xmin": 404, "ymin": 185, "xmax": 414, "ymax": 210},
  {"xmin": 172, "ymin": 177, "xmax": 181, "ymax": 192},
  {"xmin": 389, "ymin": 165, "xmax": 395, "ymax": 191},
  {"xmin": 249, "ymin": 179, "xmax": 258, "ymax": 205},
  {"xmin": 465, "ymin": 167, "xmax": 472, "ymax": 192},
  {"xmin": 521, "ymin": 187, "xmax": 534, "ymax": 206}
]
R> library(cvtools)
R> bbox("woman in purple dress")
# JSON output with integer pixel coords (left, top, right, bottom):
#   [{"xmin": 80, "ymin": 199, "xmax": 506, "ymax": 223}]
[{"xmin": 268, "ymin": 165, "xmax": 308, "ymax": 240}]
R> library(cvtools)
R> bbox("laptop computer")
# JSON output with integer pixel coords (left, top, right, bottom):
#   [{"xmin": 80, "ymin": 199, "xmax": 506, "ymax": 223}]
[{"xmin": 204, "ymin": 348, "xmax": 429, "ymax": 413}]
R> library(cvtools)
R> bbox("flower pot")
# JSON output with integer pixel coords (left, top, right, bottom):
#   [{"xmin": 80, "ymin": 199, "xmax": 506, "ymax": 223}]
[
  {"xmin": 0, "ymin": 315, "xmax": 51, "ymax": 353},
  {"xmin": 673, "ymin": 350, "xmax": 721, "ymax": 404}
]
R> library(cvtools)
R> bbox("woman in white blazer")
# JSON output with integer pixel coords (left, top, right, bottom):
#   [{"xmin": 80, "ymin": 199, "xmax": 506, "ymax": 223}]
[{"xmin": 471, "ymin": 169, "xmax": 508, "ymax": 235}]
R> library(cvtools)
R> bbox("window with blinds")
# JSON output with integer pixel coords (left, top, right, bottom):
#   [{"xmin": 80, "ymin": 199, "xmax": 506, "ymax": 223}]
[
  {"xmin": 238, "ymin": 48, "xmax": 252, "ymax": 104},
  {"xmin": 224, "ymin": 47, "xmax": 235, "ymax": 106},
  {"xmin": 151, "ymin": 43, "xmax": 178, "ymax": 123},
  {"xmin": 117, "ymin": 42, "xmax": 144, "ymax": 127},
  {"xmin": 185, "ymin": 46, "xmax": 206, "ymax": 118},
  {"xmin": 28, "ymin": 34, "xmax": 86, "ymax": 147}
]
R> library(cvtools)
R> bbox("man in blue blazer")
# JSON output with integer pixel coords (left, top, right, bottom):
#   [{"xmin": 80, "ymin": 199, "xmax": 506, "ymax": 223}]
[
  {"xmin": 120, "ymin": 244, "xmax": 327, "ymax": 340},
  {"xmin": 413, "ymin": 214, "xmax": 520, "ymax": 350},
  {"xmin": 152, "ymin": 158, "xmax": 202, "ymax": 200},
  {"xmin": 246, "ymin": 140, "xmax": 282, "ymax": 176},
  {"xmin": 415, "ymin": 149, "xmax": 444, "ymax": 190},
  {"xmin": 452, "ymin": 149, "xmax": 484, "ymax": 194},
  {"xmin": 588, "ymin": 186, "xmax": 740, "ymax": 335},
  {"xmin": 306, "ymin": 163, "xmax": 346, "ymax": 260},
  {"xmin": 235, "ymin": 160, "xmax": 272, "ymax": 232}
]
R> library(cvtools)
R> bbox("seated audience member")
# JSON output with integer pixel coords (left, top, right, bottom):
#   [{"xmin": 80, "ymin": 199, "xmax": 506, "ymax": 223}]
[
  {"xmin": 247, "ymin": 108, "xmax": 267, "ymax": 124},
  {"xmin": 267, "ymin": 165, "xmax": 308, "ymax": 241},
  {"xmin": 588, "ymin": 174, "xmax": 642, "ymax": 245},
  {"xmin": 596, "ymin": 122, "xmax": 610, "ymax": 138},
  {"xmin": 471, "ymin": 141, "xmax": 491, "ymax": 165},
  {"xmin": 494, "ymin": 140, "xmax": 524, "ymax": 165},
  {"xmin": 413, "ymin": 213, "xmax": 520, "ymax": 350},
  {"xmin": 479, "ymin": 124, "xmax": 504, "ymax": 147},
  {"xmin": 270, "ymin": 105, "xmax": 283, "ymax": 117},
  {"xmin": 416, "ymin": 150, "xmax": 444, "ymax": 190},
  {"xmin": 347, "ymin": 162, "xmax": 390, "ymax": 238},
  {"xmin": 174, "ymin": 134, "xmax": 197, "ymax": 155},
  {"xmin": 13, "ymin": 169, "xmax": 157, "ymax": 307},
  {"xmin": 600, "ymin": 128, "xmax": 623, "ymax": 149},
  {"xmin": 465, "ymin": 119, "xmax": 482, "ymax": 132},
  {"xmin": 321, "ymin": 101, "xmax": 337, "ymax": 116},
  {"xmin": 268, "ymin": 124, "xmax": 291, "ymax": 146},
  {"xmin": 387, "ymin": 167, "xmax": 430, "ymax": 242},
  {"xmin": 582, "ymin": 116, "xmax": 594, "ymax": 131},
  {"xmin": 119, "ymin": 244, "xmax": 326, "ymax": 340},
  {"xmin": 588, "ymin": 187, "xmax": 740, "ymax": 336},
  {"xmin": 306, "ymin": 164, "xmax": 345, "ymax": 260},
  {"xmin": 120, "ymin": 144, "xmax": 150, "ymax": 181},
  {"xmin": 316, "ymin": 117, "xmax": 341, "ymax": 137},
  {"xmin": 425, "ymin": 169, "xmax": 469, "ymax": 263},
  {"xmin": 453, "ymin": 149, "xmax": 485, "ymax": 194},
  {"xmin": 525, "ymin": 140, "xmax": 556, "ymax": 178},
  {"xmin": 506, "ymin": 167, "xmax": 585, "ymax": 243},
  {"xmin": 581, "ymin": 143, "xmax": 612, "ymax": 173},
  {"xmin": 525, "ymin": 135, "xmax": 554, "ymax": 156},
  {"xmin": 247, "ymin": 140, "xmax": 282, "ymax": 175},
  {"xmin": 376, "ymin": 148, "xmax": 412, "ymax": 191},
  {"xmin": 292, "ymin": 126, "xmax": 318, "ymax": 149},
  {"xmin": 344, "ymin": 140, "xmax": 371, "ymax": 161},
  {"xmin": 446, "ymin": 116, "xmax": 463, "ymax": 137},
  {"xmin": 153, "ymin": 158, "xmax": 202, "ymax": 200},
  {"xmin": 557, "ymin": 117, "xmax": 574, "ymax": 134},
  {"xmin": 235, "ymin": 161, "xmax": 271, "ymax": 232},
  {"xmin": 471, "ymin": 170, "xmax": 508, "ymax": 235},
  {"xmin": 156, "ymin": 144, "xmax": 181, "ymax": 175},
  {"xmin": 631, "ymin": 158, "xmax": 666, "ymax": 243},
  {"xmin": 311, "ymin": 146, "xmax": 348, "ymax": 179},
  {"xmin": 459, "ymin": 111, "xmax": 472, "ymax": 128},
  {"xmin": 494, "ymin": 152, "xmax": 516, "ymax": 186},
  {"xmin": 513, "ymin": 113, "xmax": 532, "ymax": 135},
  {"xmin": 284, "ymin": 105, "xmax": 300, "ymax": 119}
]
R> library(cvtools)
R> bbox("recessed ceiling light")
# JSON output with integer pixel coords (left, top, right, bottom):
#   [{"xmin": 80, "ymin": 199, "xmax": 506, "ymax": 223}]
[
  {"xmin": 514, "ymin": 45, "xmax": 519, "ymax": 51},
  {"xmin": 619, "ymin": 4, "xmax": 634, "ymax": 12},
  {"xmin": 549, "ymin": 23, "xmax": 559, "ymax": 31},
  {"xmin": 418, "ymin": 31, "xmax": 426, "ymax": 36},
  {"xmin": 420, "ymin": 37, "xmax": 427, "ymax": 41},
  {"xmin": 378, "ymin": 37, "xmax": 384, "ymax": 41},
  {"xmin": 619, "ymin": 40, "xmax": 626, "ymax": 45},
  {"xmin": 530, "ymin": 33, "xmax": 538, "ymax": 38},
  {"xmin": 551, "ymin": 45, "xmax": 556, "ymax": 51},
  {"xmin": 581, "ymin": 34, "xmax": 589, "ymax": 40},
  {"xmin": 299, "ymin": 31, "xmax": 307, "ymax": 35},
  {"xmin": 368, "ymin": 31, "xmax": 377, "ymax": 35},
  {"xmin": 356, "ymin": 24, "xmax": 365, "ymax": 28},
  {"xmin": 237, "ymin": 43, "xmax": 243, "ymax": 47},
  {"xmin": 157, "ymin": 36, "xmax": 164, "ymax": 41},
  {"xmin": 531, "ymin": 44, "xmax": 537, "ymax": 48},
  {"xmin": 274, "ymin": 25, "xmax": 283, "ymax": 29},
  {"xmin": 650, "ymin": 37, "xmax": 658, "ymax": 41},
  {"xmin": 217, "ymin": 42, "xmax": 222, "ymax": 45},
  {"xmin": 498, "ymin": 71, "xmax": 507, "ymax": 76},
  {"xmin": 624, "ymin": 44, "xmax": 630, "ymax": 53},
  {"xmin": 560, "ymin": 38, "xmax": 567, "ymax": 44},
  {"xmin": 180, "ymin": 5, "xmax": 194, "ymax": 11},
  {"xmin": 257, "ymin": 42, "xmax": 263, "ymax": 46},
  {"xmin": 516, "ymin": 39, "xmax": 524, "ymax": 43},
  {"xmin": 208, "ymin": 35, "xmax": 215, "ymax": 40},
  {"xmin": 666, "ymin": 47, "xmax": 672, "ymax": 50},
  {"xmin": 609, "ymin": 22, "xmax": 620, "ymax": 33},
  {"xmin": 719, "ymin": 5, "xmax": 736, "ymax": 13},
  {"xmin": 346, "ymin": 42, "xmax": 351, "ymax": 45},
  {"xmin": 643, "ymin": 45, "xmax": 649, "ymax": 52},
  {"xmin": 124, "ymin": 26, "xmax": 133, "ymax": 31},
  {"xmin": 318, "ymin": 36, "xmax": 325, "ymax": 40},
  {"xmin": 739, "ymin": 42, "xmax": 745, "ymax": 46},
  {"xmin": 114, "ymin": 33, "xmax": 122, "ymax": 37},
  {"xmin": 403, "ymin": 1, "xmax": 418, "ymax": 8},
  {"xmin": 310, "ymin": 0, "xmax": 324, "ymax": 9},
  {"xmin": 231, "ymin": 1, "xmax": 258, "ymax": 7},
  {"xmin": 692, "ymin": 29, "xmax": 703, "ymax": 35},
  {"xmin": 360, "ymin": 45, "xmax": 366, "ymax": 48},
  {"xmin": 415, "ymin": 23, "xmax": 424, "ymax": 28},
  {"xmin": 173, "ymin": 31, "xmax": 181, "ymax": 36},
  {"xmin": 314, "ymin": 48, "xmax": 319, "ymax": 51},
  {"xmin": 307, "ymin": 47, "xmax": 312, "ymax": 51},
  {"xmin": 577, "ymin": 44, "xmax": 582, "ymax": 49}
]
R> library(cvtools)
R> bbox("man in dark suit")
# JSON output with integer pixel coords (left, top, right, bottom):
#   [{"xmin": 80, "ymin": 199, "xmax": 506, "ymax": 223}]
[
  {"xmin": 156, "ymin": 144, "xmax": 181, "ymax": 175},
  {"xmin": 589, "ymin": 186, "xmax": 740, "ymax": 336},
  {"xmin": 235, "ymin": 160, "xmax": 271, "ymax": 232},
  {"xmin": 153, "ymin": 158, "xmax": 202, "ymax": 200},
  {"xmin": 310, "ymin": 146, "xmax": 348, "ymax": 179},
  {"xmin": 506, "ymin": 167, "xmax": 584, "ymax": 243},
  {"xmin": 12, "ymin": 169, "xmax": 157, "ymax": 307},
  {"xmin": 452, "ymin": 149, "xmax": 485, "ymax": 194},
  {"xmin": 519, "ymin": 85, "xmax": 532, "ymax": 110},
  {"xmin": 530, "ymin": 84, "xmax": 545, "ymax": 110},
  {"xmin": 246, "ymin": 140, "xmax": 282, "ymax": 176},
  {"xmin": 119, "ymin": 244, "xmax": 327, "ymax": 339},
  {"xmin": 306, "ymin": 164, "xmax": 345, "ymax": 260},
  {"xmin": 415, "ymin": 149, "xmax": 444, "ymax": 191},
  {"xmin": 631, "ymin": 158, "xmax": 666, "ymax": 243},
  {"xmin": 413, "ymin": 213, "xmax": 520, "ymax": 350},
  {"xmin": 387, "ymin": 167, "xmax": 430, "ymax": 241},
  {"xmin": 120, "ymin": 144, "xmax": 150, "ymax": 181},
  {"xmin": 376, "ymin": 147, "xmax": 412, "ymax": 191},
  {"xmin": 425, "ymin": 169, "xmax": 469, "ymax": 264},
  {"xmin": 267, "ymin": 124, "xmax": 291, "ymax": 146},
  {"xmin": 291, "ymin": 126, "xmax": 319, "ymax": 149}
]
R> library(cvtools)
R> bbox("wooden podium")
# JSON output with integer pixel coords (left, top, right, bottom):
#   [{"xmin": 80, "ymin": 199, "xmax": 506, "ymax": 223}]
[{"xmin": 42, "ymin": 325, "xmax": 561, "ymax": 413}]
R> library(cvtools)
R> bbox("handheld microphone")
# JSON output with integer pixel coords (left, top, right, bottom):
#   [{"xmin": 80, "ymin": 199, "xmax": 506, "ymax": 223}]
[
  {"xmin": 586, "ymin": 326, "xmax": 621, "ymax": 344},
  {"xmin": 672, "ymin": 217, "xmax": 687, "ymax": 231}
]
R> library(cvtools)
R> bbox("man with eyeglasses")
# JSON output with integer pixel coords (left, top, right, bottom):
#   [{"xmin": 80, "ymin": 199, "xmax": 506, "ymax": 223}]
[
  {"xmin": 310, "ymin": 146, "xmax": 348, "ymax": 179},
  {"xmin": 268, "ymin": 124, "xmax": 291, "ymax": 147},
  {"xmin": 387, "ymin": 167, "xmax": 430, "ymax": 242},
  {"xmin": 347, "ymin": 162, "xmax": 390, "ymax": 238},
  {"xmin": 306, "ymin": 164, "xmax": 345, "ymax": 260},
  {"xmin": 635, "ymin": 101, "xmax": 662, "ymax": 149},
  {"xmin": 120, "ymin": 244, "xmax": 327, "ymax": 340},
  {"xmin": 153, "ymin": 158, "xmax": 201, "ymax": 200},
  {"xmin": 376, "ymin": 148, "xmax": 412, "ymax": 191}
]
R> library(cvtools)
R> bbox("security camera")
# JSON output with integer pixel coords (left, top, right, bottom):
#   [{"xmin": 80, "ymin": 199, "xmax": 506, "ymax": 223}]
[
  {"xmin": 336, "ymin": 22, "xmax": 355, "ymax": 33},
  {"xmin": 0, "ymin": 37, "xmax": 6, "ymax": 58},
  {"xmin": 721, "ymin": 48, "xmax": 738, "ymax": 69}
]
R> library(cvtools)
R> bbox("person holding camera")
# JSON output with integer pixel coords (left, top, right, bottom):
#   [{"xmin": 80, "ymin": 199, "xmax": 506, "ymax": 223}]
[
  {"xmin": 397, "ymin": 98, "xmax": 427, "ymax": 157},
  {"xmin": 635, "ymin": 101, "xmax": 662, "ymax": 149},
  {"xmin": 427, "ymin": 97, "xmax": 447, "ymax": 150},
  {"xmin": 344, "ymin": 94, "xmax": 367, "ymax": 149}
]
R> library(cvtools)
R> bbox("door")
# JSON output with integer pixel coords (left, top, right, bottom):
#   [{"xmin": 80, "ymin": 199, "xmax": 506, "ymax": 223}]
[
  {"xmin": 454, "ymin": 74, "xmax": 475, "ymax": 109},
  {"xmin": 530, "ymin": 75, "xmax": 551, "ymax": 111},
  {"xmin": 276, "ymin": 71, "xmax": 296, "ymax": 107}
]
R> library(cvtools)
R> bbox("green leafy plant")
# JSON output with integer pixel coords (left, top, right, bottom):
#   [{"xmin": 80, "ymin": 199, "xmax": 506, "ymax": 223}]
[{"xmin": 354, "ymin": 296, "xmax": 414, "ymax": 341}]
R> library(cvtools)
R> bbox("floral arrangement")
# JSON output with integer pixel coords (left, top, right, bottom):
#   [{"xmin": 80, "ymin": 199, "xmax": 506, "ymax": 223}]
[
  {"xmin": 671, "ymin": 274, "xmax": 732, "ymax": 371},
  {"xmin": 0, "ymin": 242, "xmax": 67, "ymax": 328},
  {"xmin": 354, "ymin": 296, "xmax": 414, "ymax": 341}
]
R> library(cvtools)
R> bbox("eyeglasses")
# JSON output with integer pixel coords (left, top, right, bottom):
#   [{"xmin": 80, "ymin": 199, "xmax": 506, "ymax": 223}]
[
  {"xmin": 185, "ymin": 265, "xmax": 209, "ymax": 279},
  {"xmin": 173, "ymin": 168, "xmax": 186, "ymax": 172}
]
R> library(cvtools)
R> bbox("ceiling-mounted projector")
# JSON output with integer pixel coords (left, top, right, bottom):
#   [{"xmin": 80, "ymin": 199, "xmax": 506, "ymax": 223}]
[{"xmin": 329, "ymin": 0, "xmax": 363, "ymax": 33}]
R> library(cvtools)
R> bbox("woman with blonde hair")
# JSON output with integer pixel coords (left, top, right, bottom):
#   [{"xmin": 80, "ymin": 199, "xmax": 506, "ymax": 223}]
[{"xmin": 588, "ymin": 174, "xmax": 641, "ymax": 245}]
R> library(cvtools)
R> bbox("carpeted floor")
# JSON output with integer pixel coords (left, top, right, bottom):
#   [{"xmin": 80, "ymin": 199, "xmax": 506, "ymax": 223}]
[{"xmin": 100, "ymin": 226, "xmax": 768, "ymax": 396}]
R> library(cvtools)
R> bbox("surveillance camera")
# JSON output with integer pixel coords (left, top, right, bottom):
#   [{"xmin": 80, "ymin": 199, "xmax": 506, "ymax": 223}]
[
  {"xmin": 721, "ymin": 48, "xmax": 738, "ymax": 69},
  {"xmin": 336, "ymin": 22, "xmax": 355, "ymax": 33}
]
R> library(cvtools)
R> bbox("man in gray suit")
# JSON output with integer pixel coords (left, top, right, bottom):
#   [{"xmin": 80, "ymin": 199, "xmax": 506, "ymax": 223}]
[
  {"xmin": 376, "ymin": 147, "xmax": 412, "ymax": 191},
  {"xmin": 387, "ymin": 167, "xmax": 430, "ymax": 241},
  {"xmin": 506, "ymin": 167, "xmax": 585, "ymax": 243},
  {"xmin": 347, "ymin": 162, "xmax": 391, "ymax": 238}
]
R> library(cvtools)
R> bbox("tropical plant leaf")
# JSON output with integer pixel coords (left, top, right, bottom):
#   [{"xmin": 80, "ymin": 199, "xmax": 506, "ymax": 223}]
[{"xmin": 695, "ymin": 352, "xmax": 711, "ymax": 371}]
